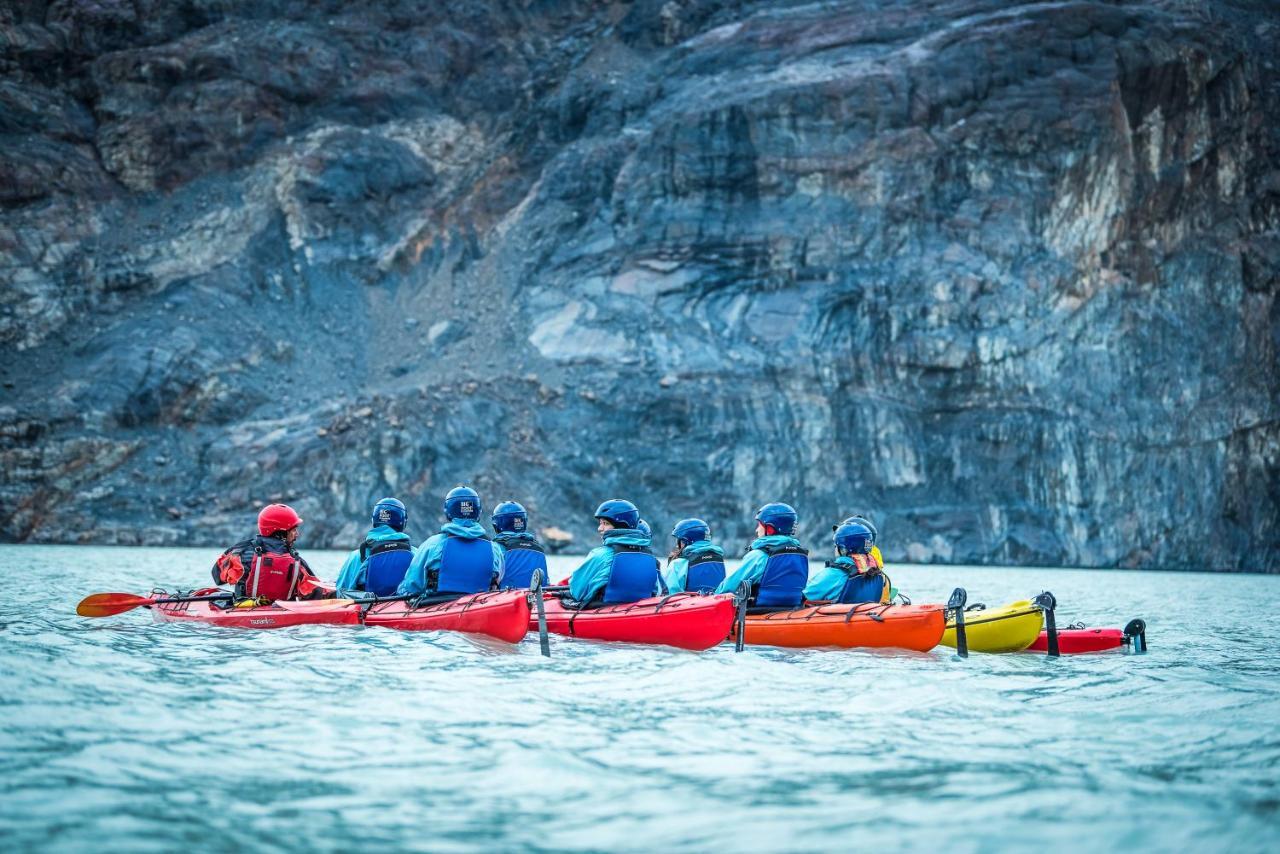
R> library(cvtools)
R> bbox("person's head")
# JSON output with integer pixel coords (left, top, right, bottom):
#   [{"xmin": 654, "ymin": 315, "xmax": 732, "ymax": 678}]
[
  {"xmin": 594, "ymin": 499, "xmax": 639, "ymax": 536},
  {"xmin": 754, "ymin": 502, "xmax": 797, "ymax": 537},
  {"xmin": 492, "ymin": 500, "xmax": 528, "ymax": 534},
  {"xmin": 372, "ymin": 497, "xmax": 407, "ymax": 532},
  {"xmin": 671, "ymin": 518, "xmax": 710, "ymax": 548},
  {"xmin": 636, "ymin": 519, "xmax": 652, "ymax": 539},
  {"xmin": 833, "ymin": 521, "xmax": 874, "ymax": 557},
  {"xmin": 258, "ymin": 503, "xmax": 303, "ymax": 546},
  {"xmin": 443, "ymin": 485, "xmax": 482, "ymax": 521},
  {"xmin": 833, "ymin": 514, "xmax": 878, "ymax": 545}
]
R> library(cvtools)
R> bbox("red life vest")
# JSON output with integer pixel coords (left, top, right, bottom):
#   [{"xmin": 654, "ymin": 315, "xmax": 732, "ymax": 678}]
[{"xmin": 245, "ymin": 548, "xmax": 300, "ymax": 602}]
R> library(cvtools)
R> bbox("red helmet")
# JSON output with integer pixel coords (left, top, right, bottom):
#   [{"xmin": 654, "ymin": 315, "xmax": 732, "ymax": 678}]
[{"xmin": 257, "ymin": 503, "xmax": 303, "ymax": 536}]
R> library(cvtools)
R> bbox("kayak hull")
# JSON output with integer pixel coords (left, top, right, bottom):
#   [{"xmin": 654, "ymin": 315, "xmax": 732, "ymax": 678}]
[
  {"xmin": 535, "ymin": 593, "xmax": 736, "ymax": 651},
  {"xmin": 736, "ymin": 603, "xmax": 946, "ymax": 651},
  {"xmin": 1028, "ymin": 627, "xmax": 1126, "ymax": 653},
  {"xmin": 151, "ymin": 598, "xmax": 362, "ymax": 628},
  {"xmin": 364, "ymin": 590, "xmax": 530, "ymax": 643},
  {"xmin": 942, "ymin": 600, "xmax": 1044, "ymax": 653}
]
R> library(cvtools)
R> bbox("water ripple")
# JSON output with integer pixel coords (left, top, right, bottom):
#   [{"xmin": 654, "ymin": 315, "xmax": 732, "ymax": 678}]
[{"xmin": 2, "ymin": 547, "xmax": 1279, "ymax": 851}]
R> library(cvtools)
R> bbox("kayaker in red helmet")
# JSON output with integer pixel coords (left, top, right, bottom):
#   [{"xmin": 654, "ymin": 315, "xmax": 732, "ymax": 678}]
[{"xmin": 210, "ymin": 503, "xmax": 332, "ymax": 603}]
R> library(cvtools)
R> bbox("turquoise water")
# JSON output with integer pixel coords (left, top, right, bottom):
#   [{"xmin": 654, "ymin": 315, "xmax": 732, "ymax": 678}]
[{"xmin": 1, "ymin": 545, "xmax": 1278, "ymax": 852}]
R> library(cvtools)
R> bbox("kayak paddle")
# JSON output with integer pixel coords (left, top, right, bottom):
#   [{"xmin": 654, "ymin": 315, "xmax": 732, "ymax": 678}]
[
  {"xmin": 947, "ymin": 587, "xmax": 969, "ymax": 658},
  {"xmin": 76, "ymin": 591, "xmax": 232, "ymax": 618},
  {"xmin": 531, "ymin": 569, "xmax": 551, "ymax": 657}
]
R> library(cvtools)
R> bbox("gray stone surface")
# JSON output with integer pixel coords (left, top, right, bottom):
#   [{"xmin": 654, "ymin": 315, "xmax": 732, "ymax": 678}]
[{"xmin": 1, "ymin": 0, "xmax": 1277, "ymax": 570}]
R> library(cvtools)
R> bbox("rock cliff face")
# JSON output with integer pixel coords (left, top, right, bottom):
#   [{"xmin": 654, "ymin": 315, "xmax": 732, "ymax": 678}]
[{"xmin": 2, "ymin": 1, "xmax": 1277, "ymax": 569}]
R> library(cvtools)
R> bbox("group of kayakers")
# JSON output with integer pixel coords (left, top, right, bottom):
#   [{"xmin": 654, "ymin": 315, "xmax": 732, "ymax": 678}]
[{"xmin": 210, "ymin": 487, "xmax": 891, "ymax": 611}]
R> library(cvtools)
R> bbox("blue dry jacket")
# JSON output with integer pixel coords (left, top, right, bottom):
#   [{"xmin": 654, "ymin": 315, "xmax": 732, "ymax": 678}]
[
  {"xmin": 396, "ymin": 520, "xmax": 505, "ymax": 597},
  {"xmin": 335, "ymin": 525, "xmax": 415, "ymax": 593},
  {"xmin": 715, "ymin": 534, "xmax": 804, "ymax": 595},
  {"xmin": 664, "ymin": 540, "xmax": 726, "ymax": 593},
  {"xmin": 568, "ymin": 528, "xmax": 662, "ymax": 603}
]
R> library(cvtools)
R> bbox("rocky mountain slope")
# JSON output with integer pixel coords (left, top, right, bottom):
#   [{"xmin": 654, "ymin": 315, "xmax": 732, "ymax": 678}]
[{"xmin": 2, "ymin": 0, "xmax": 1277, "ymax": 569}]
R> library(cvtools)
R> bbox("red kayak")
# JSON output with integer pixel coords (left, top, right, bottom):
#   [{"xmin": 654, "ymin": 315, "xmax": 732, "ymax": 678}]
[
  {"xmin": 1027, "ymin": 619, "xmax": 1148, "ymax": 654},
  {"xmin": 151, "ymin": 597, "xmax": 362, "ymax": 628},
  {"xmin": 534, "ymin": 593, "xmax": 736, "ymax": 651},
  {"xmin": 363, "ymin": 590, "xmax": 531, "ymax": 643}
]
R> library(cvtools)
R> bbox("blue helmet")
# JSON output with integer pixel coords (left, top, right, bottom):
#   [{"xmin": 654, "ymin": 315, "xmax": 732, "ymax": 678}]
[
  {"xmin": 371, "ymin": 497, "xmax": 407, "ymax": 531},
  {"xmin": 636, "ymin": 519, "xmax": 652, "ymax": 538},
  {"xmin": 672, "ymin": 518, "xmax": 710, "ymax": 545},
  {"xmin": 443, "ymin": 485, "xmax": 482, "ymax": 520},
  {"xmin": 838, "ymin": 514, "xmax": 878, "ymax": 544},
  {"xmin": 492, "ymin": 500, "xmax": 528, "ymax": 533},
  {"xmin": 834, "ymin": 521, "xmax": 874, "ymax": 555},
  {"xmin": 755, "ymin": 502, "xmax": 797, "ymax": 535},
  {"xmin": 594, "ymin": 498, "xmax": 639, "ymax": 529}
]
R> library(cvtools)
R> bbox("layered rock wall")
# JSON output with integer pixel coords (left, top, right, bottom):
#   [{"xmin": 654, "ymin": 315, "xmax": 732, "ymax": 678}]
[{"xmin": 2, "ymin": 1, "xmax": 1277, "ymax": 568}]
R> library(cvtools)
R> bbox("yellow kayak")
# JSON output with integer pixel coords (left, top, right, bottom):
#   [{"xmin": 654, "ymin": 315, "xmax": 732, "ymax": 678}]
[{"xmin": 941, "ymin": 599, "xmax": 1044, "ymax": 653}]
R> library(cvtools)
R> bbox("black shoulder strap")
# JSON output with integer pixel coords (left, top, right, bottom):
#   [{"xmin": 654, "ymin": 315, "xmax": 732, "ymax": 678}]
[
  {"xmin": 504, "ymin": 539, "xmax": 546, "ymax": 553},
  {"xmin": 760, "ymin": 543, "xmax": 809, "ymax": 557},
  {"xmin": 444, "ymin": 531, "xmax": 490, "ymax": 542},
  {"xmin": 362, "ymin": 539, "xmax": 412, "ymax": 561},
  {"xmin": 607, "ymin": 541, "xmax": 653, "ymax": 555}
]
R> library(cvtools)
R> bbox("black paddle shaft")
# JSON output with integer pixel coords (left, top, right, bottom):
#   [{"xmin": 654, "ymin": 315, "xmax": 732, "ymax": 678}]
[
  {"xmin": 532, "ymin": 570, "xmax": 551, "ymax": 658},
  {"xmin": 154, "ymin": 593, "xmax": 233, "ymax": 605},
  {"xmin": 1034, "ymin": 591, "xmax": 1059, "ymax": 657},
  {"xmin": 734, "ymin": 581, "xmax": 749, "ymax": 652},
  {"xmin": 947, "ymin": 587, "xmax": 968, "ymax": 659}
]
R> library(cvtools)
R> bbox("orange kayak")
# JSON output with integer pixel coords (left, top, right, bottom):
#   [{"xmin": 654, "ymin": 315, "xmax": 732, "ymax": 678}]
[{"xmin": 734, "ymin": 602, "xmax": 946, "ymax": 651}]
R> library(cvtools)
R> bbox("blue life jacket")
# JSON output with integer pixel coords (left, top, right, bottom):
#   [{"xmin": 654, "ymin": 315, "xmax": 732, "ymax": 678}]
[
  {"xmin": 602, "ymin": 543, "xmax": 662, "ymax": 604},
  {"xmin": 755, "ymin": 543, "xmax": 808, "ymax": 608},
  {"xmin": 684, "ymin": 550, "xmax": 726, "ymax": 594},
  {"xmin": 837, "ymin": 568, "xmax": 887, "ymax": 604},
  {"xmin": 361, "ymin": 539, "xmax": 414, "ymax": 596},
  {"xmin": 501, "ymin": 539, "xmax": 548, "ymax": 589},
  {"xmin": 434, "ymin": 534, "xmax": 495, "ymax": 595}
]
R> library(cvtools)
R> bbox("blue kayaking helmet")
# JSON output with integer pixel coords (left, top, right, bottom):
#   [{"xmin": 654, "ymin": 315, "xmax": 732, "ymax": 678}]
[
  {"xmin": 371, "ymin": 497, "xmax": 407, "ymax": 531},
  {"xmin": 672, "ymin": 518, "xmax": 710, "ymax": 545},
  {"xmin": 837, "ymin": 514, "xmax": 878, "ymax": 545},
  {"xmin": 492, "ymin": 500, "xmax": 528, "ymax": 533},
  {"xmin": 754, "ymin": 502, "xmax": 797, "ymax": 535},
  {"xmin": 594, "ymin": 498, "xmax": 640, "ymax": 529},
  {"xmin": 834, "ymin": 521, "xmax": 874, "ymax": 555},
  {"xmin": 443, "ymin": 485, "xmax": 482, "ymax": 520},
  {"xmin": 636, "ymin": 519, "xmax": 652, "ymax": 538}
]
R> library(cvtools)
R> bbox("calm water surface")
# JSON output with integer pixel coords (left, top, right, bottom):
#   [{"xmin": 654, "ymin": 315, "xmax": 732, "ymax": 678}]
[{"xmin": 1, "ymin": 545, "xmax": 1277, "ymax": 852}]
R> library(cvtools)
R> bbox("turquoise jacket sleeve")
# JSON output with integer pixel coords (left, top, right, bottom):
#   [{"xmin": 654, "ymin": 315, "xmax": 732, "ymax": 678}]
[
  {"xmin": 803, "ymin": 566, "xmax": 847, "ymax": 602},
  {"xmin": 716, "ymin": 549, "xmax": 767, "ymax": 594},
  {"xmin": 396, "ymin": 534, "xmax": 445, "ymax": 597},
  {"xmin": 569, "ymin": 546, "xmax": 614, "ymax": 602},
  {"xmin": 335, "ymin": 549, "xmax": 363, "ymax": 591},
  {"xmin": 663, "ymin": 558, "xmax": 689, "ymax": 594}
]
